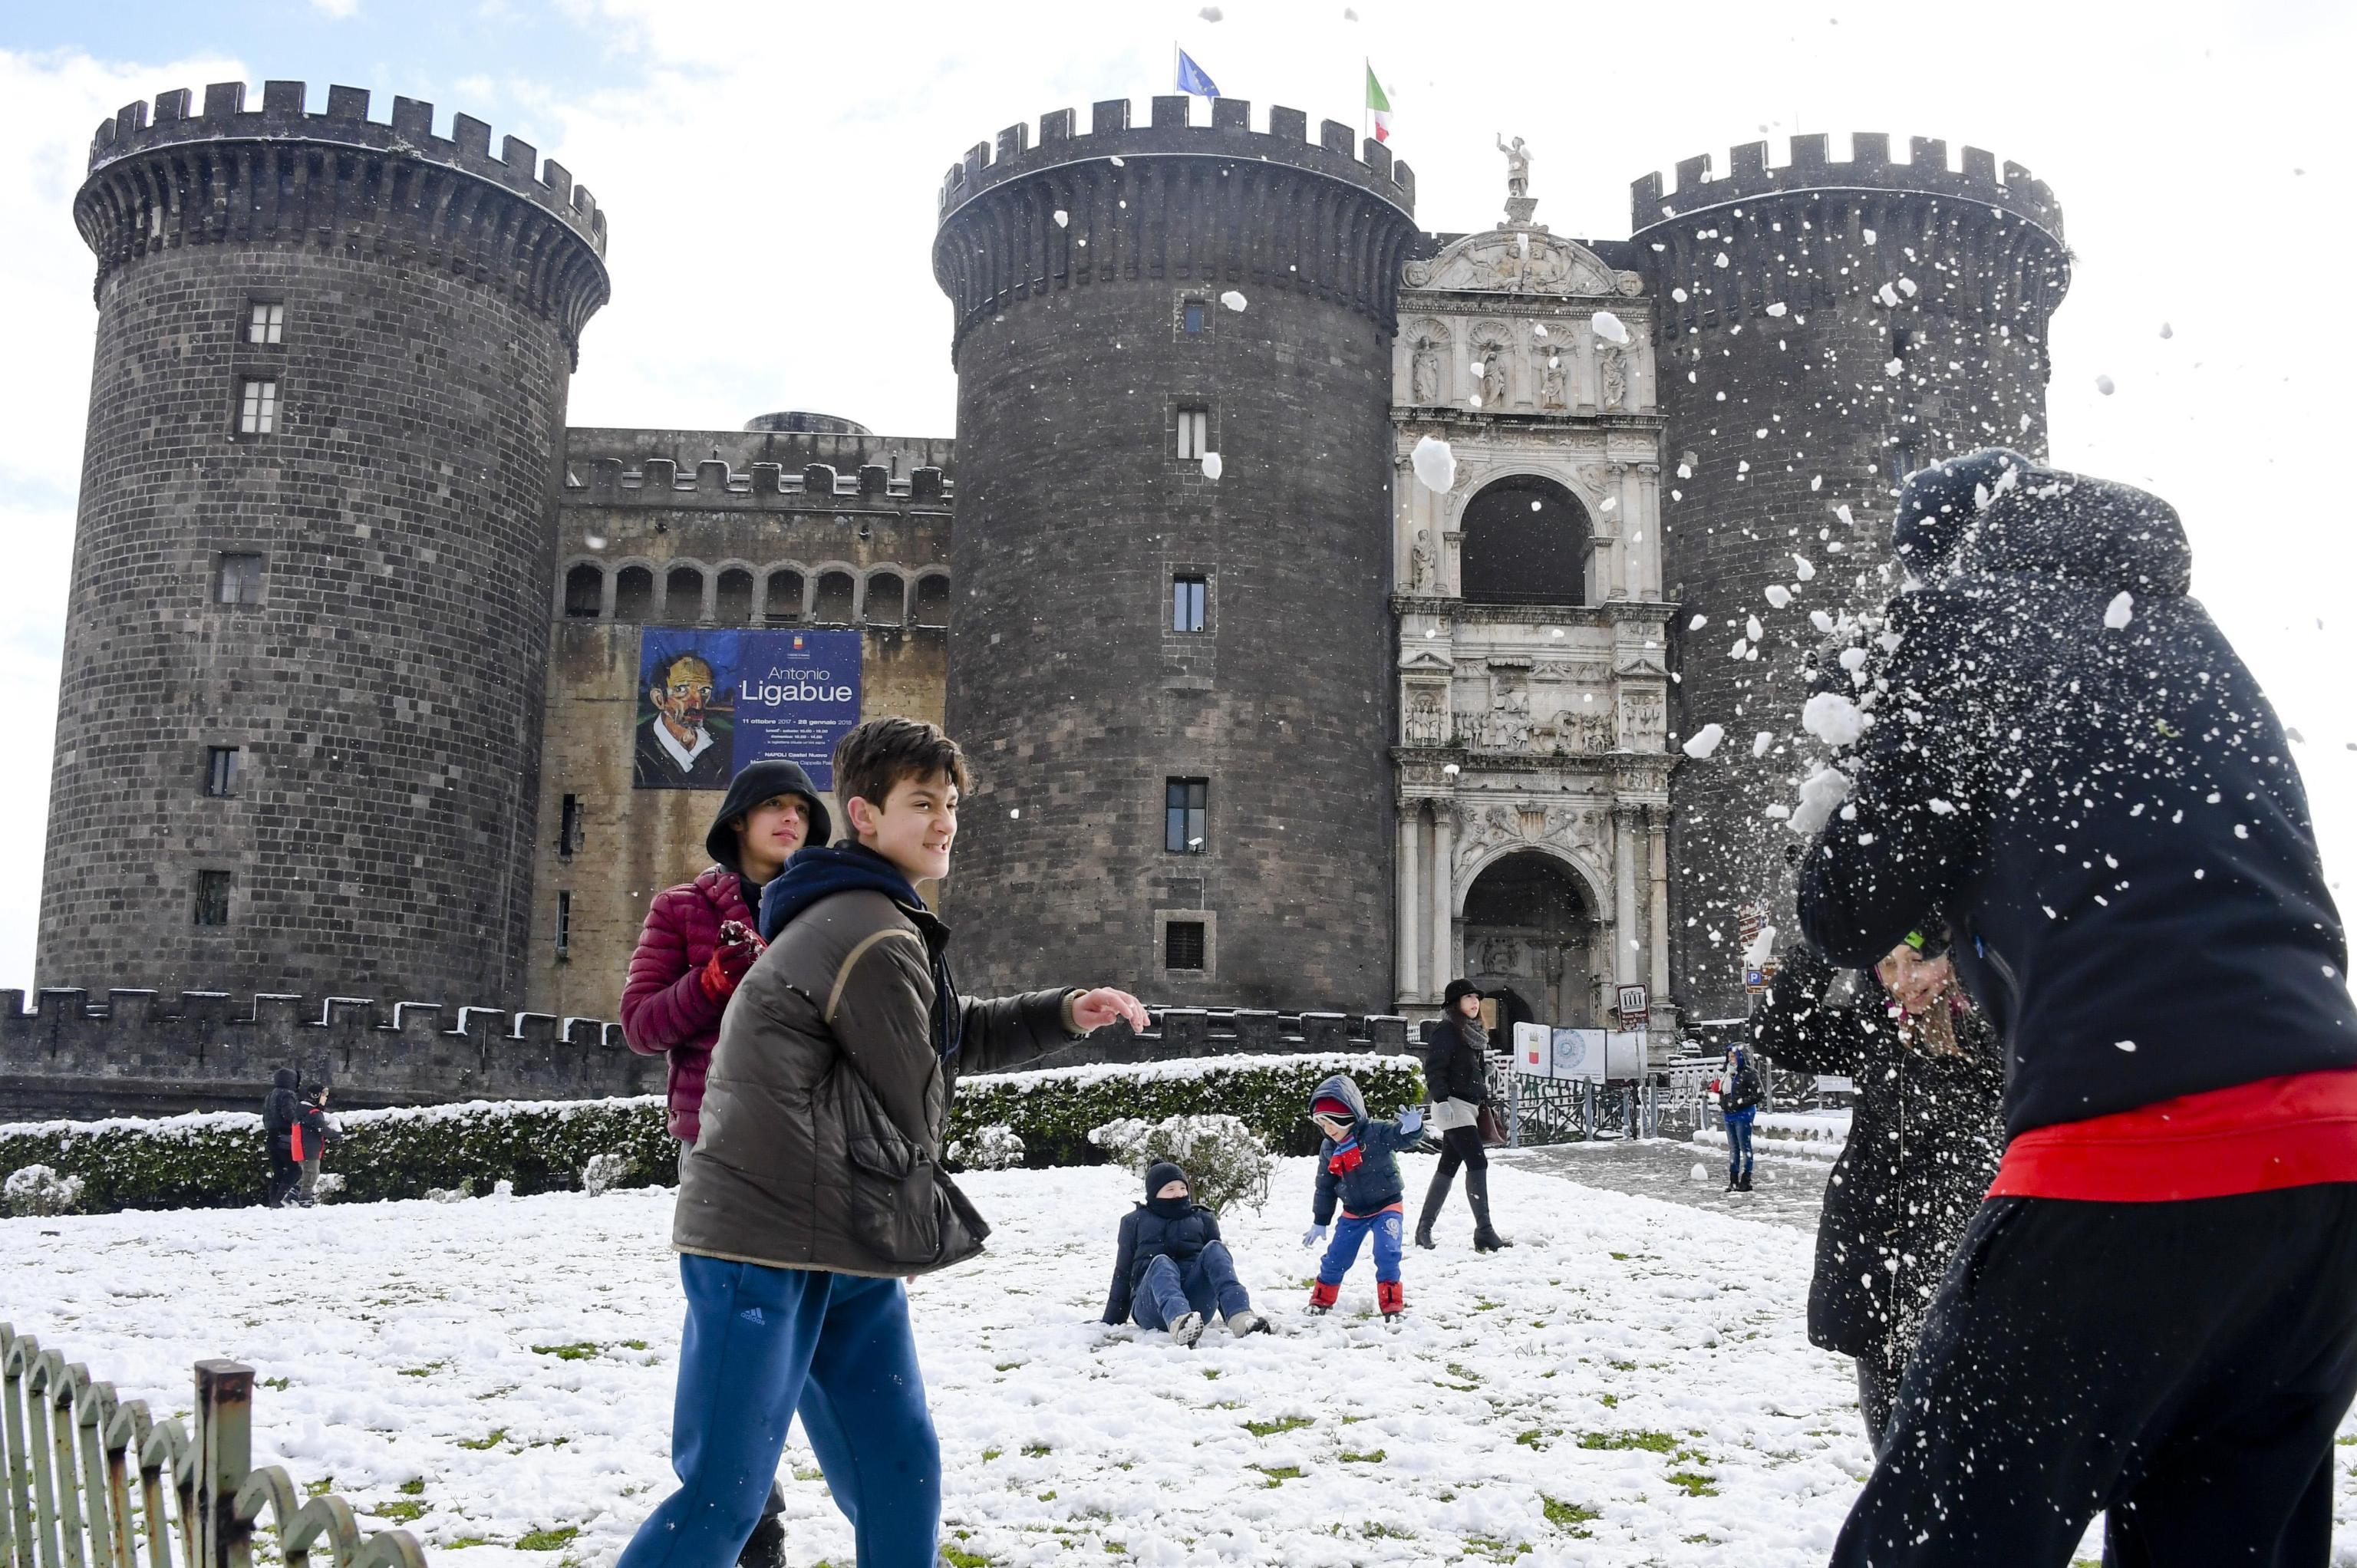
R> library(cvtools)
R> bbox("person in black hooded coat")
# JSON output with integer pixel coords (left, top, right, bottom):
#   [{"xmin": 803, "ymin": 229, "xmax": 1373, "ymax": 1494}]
[
  {"xmin": 1415, "ymin": 979, "xmax": 1510, "ymax": 1251},
  {"xmin": 261, "ymin": 1068, "xmax": 302, "ymax": 1207},
  {"xmin": 1100, "ymin": 1161, "xmax": 1268, "ymax": 1344},
  {"xmin": 1798, "ymin": 450, "xmax": 2357, "ymax": 1563},
  {"xmin": 1750, "ymin": 929, "xmax": 2002, "ymax": 1448}
]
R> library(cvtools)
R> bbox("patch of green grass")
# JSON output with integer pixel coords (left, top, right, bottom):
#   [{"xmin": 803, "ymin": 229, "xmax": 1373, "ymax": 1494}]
[
  {"xmin": 1462, "ymin": 1534, "xmax": 1530, "ymax": 1561},
  {"xmin": 1665, "ymin": 1471, "xmax": 1718, "ymax": 1497},
  {"xmin": 981, "ymin": 1448, "xmax": 1002, "ymax": 1462},
  {"xmin": 529, "ymin": 1343, "xmax": 600, "ymax": 1362},
  {"xmin": 618, "ymin": 1339, "xmax": 648, "ymax": 1351},
  {"xmin": 1514, "ymin": 1429, "xmax": 1546, "ymax": 1449},
  {"xmin": 375, "ymin": 1501, "xmax": 425, "ymax": 1524},
  {"xmin": 1254, "ymin": 1465, "xmax": 1304, "ymax": 1488},
  {"xmin": 398, "ymin": 1479, "xmax": 426, "ymax": 1497},
  {"xmin": 1020, "ymin": 1441, "xmax": 1051, "ymax": 1458},
  {"xmin": 456, "ymin": 1430, "xmax": 508, "ymax": 1451},
  {"xmin": 792, "ymin": 1466, "xmax": 824, "ymax": 1481},
  {"xmin": 444, "ymin": 1537, "xmax": 493, "ymax": 1550},
  {"xmin": 1202, "ymin": 1369, "xmax": 1220, "ymax": 1380},
  {"xmin": 994, "ymin": 1362, "xmax": 1022, "ymax": 1372},
  {"xmin": 1445, "ymin": 1362, "xmax": 1483, "ymax": 1386},
  {"xmin": 1340, "ymin": 1448, "xmax": 1386, "ymax": 1464},
  {"xmin": 1541, "ymin": 1497, "xmax": 1598, "ymax": 1537},
  {"xmin": 1472, "ymin": 1300, "xmax": 1499, "ymax": 1313},
  {"xmin": 398, "ymin": 1364, "xmax": 443, "ymax": 1379},
  {"xmin": 261, "ymin": 1377, "xmax": 290, "ymax": 1391},
  {"xmin": 1243, "ymin": 1415, "xmax": 1312, "ymax": 1438},
  {"xmin": 304, "ymin": 1477, "xmax": 335, "ymax": 1498},
  {"xmin": 1363, "ymin": 1524, "xmax": 1416, "ymax": 1540},
  {"xmin": 1609, "ymin": 1251, "xmax": 1629, "ymax": 1261},
  {"xmin": 1578, "ymin": 1430, "xmax": 1673, "ymax": 1453},
  {"xmin": 516, "ymin": 1527, "xmax": 579, "ymax": 1553},
  {"xmin": 940, "ymin": 1547, "xmax": 993, "ymax": 1568},
  {"xmin": 1036, "ymin": 1491, "xmax": 1056, "ymax": 1502},
  {"xmin": 1597, "ymin": 1392, "xmax": 1619, "ymax": 1407},
  {"xmin": 1103, "ymin": 1544, "xmax": 1125, "ymax": 1556}
]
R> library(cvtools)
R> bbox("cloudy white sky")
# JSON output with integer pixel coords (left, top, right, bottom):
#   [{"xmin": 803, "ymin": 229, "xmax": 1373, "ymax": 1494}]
[{"xmin": 2, "ymin": 0, "xmax": 2352, "ymax": 993}]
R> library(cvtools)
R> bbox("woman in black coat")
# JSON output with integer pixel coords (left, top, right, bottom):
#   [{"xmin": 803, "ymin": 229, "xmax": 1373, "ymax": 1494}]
[
  {"xmin": 1415, "ymin": 979, "xmax": 1510, "ymax": 1252},
  {"xmin": 260, "ymin": 1067, "xmax": 302, "ymax": 1208},
  {"xmin": 1752, "ymin": 927, "xmax": 2004, "ymax": 1447}
]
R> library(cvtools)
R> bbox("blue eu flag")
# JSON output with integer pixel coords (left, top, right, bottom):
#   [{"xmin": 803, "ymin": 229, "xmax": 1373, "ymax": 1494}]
[{"xmin": 1175, "ymin": 49, "xmax": 1221, "ymax": 98}]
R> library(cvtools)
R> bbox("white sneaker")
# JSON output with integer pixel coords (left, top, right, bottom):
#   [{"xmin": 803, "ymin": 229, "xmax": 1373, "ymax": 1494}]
[
  {"xmin": 1225, "ymin": 1309, "xmax": 1269, "ymax": 1338},
  {"xmin": 1169, "ymin": 1312, "xmax": 1206, "ymax": 1348}
]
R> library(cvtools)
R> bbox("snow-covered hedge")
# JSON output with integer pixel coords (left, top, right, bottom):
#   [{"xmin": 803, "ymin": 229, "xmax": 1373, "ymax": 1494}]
[
  {"xmin": 0, "ymin": 1052, "xmax": 1422, "ymax": 1216},
  {"xmin": 1088, "ymin": 1114, "xmax": 1274, "ymax": 1214}
]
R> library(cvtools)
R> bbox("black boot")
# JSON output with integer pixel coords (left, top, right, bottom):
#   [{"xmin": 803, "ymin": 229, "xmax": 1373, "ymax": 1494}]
[
  {"xmin": 1415, "ymin": 1164, "xmax": 1450, "ymax": 1250},
  {"xmin": 1738, "ymin": 1169, "xmax": 1754, "ymax": 1192},
  {"xmin": 737, "ymin": 1485, "xmax": 788, "ymax": 1568},
  {"xmin": 1467, "ymin": 1167, "xmax": 1512, "ymax": 1251}
]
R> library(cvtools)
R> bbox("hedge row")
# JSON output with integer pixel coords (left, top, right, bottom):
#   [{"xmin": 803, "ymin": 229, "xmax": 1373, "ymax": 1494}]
[{"xmin": 1, "ymin": 1054, "xmax": 1423, "ymax": 1217}]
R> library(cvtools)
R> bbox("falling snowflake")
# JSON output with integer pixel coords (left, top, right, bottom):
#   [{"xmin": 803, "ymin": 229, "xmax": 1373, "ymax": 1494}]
[
  {"xmin": 1793, "ymin": 555, "xmax": 1815, "ymax": 581},
  {"xmin": 1766, "ymin": 302, "xmax": 1788, "ymax": 318},
  {"xmin": 1591, "ymin": 311, "xmax": 1630, "ymax": 345},
  {"xmin": 2158, "ymin": 322, "xmax": 2174, "ymax": 339},
  {"xmin": 1689, "ymin": 613, "xmax": 1709, "ymax": 631},
  {"xmin": 1838, "ymin": 646, "xmax": 1869, "ymax": 673},
  {"xmin": 1200, "ymin": 452, "xmax": 1224, "ymax": 480},
  {"xmin": 1199, "ymin": 4, "xmax": 1223, "ymax": 16},
  {"xmin": 1809, "ymin": 610, "xmax": 1836, "ymax": 634},
  {"xmin": 1765, "ymin": 585, "xmax": 1792, "ymax": 609},
  {"xmin": 2104, "ymin": 591, "xmax": 2134, "ymax": 630},
  {"xmin": 1752, "ymin": 731, "xmax": 1774, "ymax": 759},
  {"xmin": 1884, "ymin": 358, "xmax": 1904, "ymax": 377},
  {"xmin": 1220, "ymin": 290, "xmax": 1248, "ymax": 311},
  {"xmin": 1745, "ymin": 615, "xmax": 1764, "ymax": 642},
  {"xmin": 2095, "ymin": 374, "xmax": 2116, "ymax": 395},
  {"xmin": 1789, "ymin": 767, "xmax": 1853, "ymax": 837},
  {"xmin": 1682, "ymin": 723, "xmax": 1726, "ymax": 759},
  {"xmin": 1802, "ymin": 692, "xmax": 1866, "ymax": 748},
  {"xmin": 1410, "ymin": 435, "xmax": 1455, "ymax": 494},
  {"xmin": 1054, "ymin": 209, "xmax": 1070, "ymax": 228}
]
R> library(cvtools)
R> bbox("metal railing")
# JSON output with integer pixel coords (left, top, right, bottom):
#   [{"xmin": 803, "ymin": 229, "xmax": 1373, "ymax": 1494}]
[
  {"xmin": 1504, "ymin": 1076, "xmax": 1706, "ymax": 1146},
  {"xmin": 1, "ymin": 1325, "xmax": 424, "ymax": 1568}
]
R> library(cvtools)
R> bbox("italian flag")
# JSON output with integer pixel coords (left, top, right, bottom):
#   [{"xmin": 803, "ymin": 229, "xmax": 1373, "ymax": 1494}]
[{"xmin": 1366, "ymin": 63, "xmax": 1392, "ymax": 143}]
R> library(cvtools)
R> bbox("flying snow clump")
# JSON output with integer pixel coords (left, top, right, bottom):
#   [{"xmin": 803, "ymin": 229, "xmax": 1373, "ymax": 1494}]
[
  {"xmin": 1054, "ymin": 209, "xmax": 1070, "ymax": 228},
  {"xmin": 1742, "ymin": 924, "xmax": 1778, "ymax": 967},
  {"xmin": 1745, "ymin": 615, "xmax": 1764, "ymax": 643},
  {"xmin": 1682, "ymin": 723, "xmax": 1726, "ymax": 759},
  {"xmin": 1689, "ymin": 613, "xmax": 1709, "ymax": 631},
  {"xmin": 1410, "ymin": 436, "xmax": 1456, "ymax": 494},
  {"xmin": 1789, "ymin": 766, "xmax": 1853, "ymax": 837},
  {"xmin": 1793, "ymin": 555, "xmax": 1815, "ymax": 581},
  {"xmin": 1591, "ymin": 311, "xmax": 1630, "ymax": 345},
  {"xmin": 2095, "ymin": 374, "xmax": 2116, "ymax": 396},
  {"xmin": 1200, "ymin": 452, "xmax": 1224, "ymax": 480},
  {"xmin": 2159, "ymin": 322, "xmax": 2174, "ymax": 339},
  {"xmin": 1766, "ymin": 301, "xmax": 1788, "ymax": 318},
  {"xmin": 1765, "ymin": 585, "xmax": 1792, "ymax": 609},
  {"xmin": 1198, "ymin": 5, "xmax": 1223, "ymax": 18},
  {"xmin": 1838, "ymin": 646, "xmax": 1870, "ymax": 673},
  {"xmin": 1802, "ymin": 691, "xmax": 1867, "ymax": 748},
  {"xmin": 1752, "ymin": 730, "xmax": 1775, "ymax": 759},
  {"xmin": 2104, "ymin": 591, "xmax": 2134, "ymax": 630},
  {"xmin": 1884, "ymin": 357, "xmax": 1904, "ymax": 377},
  {"xmin": 1810, "ymin": 610, "xmax": 1836, "ymax": 634},
  {"xmin": 1220, "ymin": 290, "xmax": 1247, "ymax": 311}
]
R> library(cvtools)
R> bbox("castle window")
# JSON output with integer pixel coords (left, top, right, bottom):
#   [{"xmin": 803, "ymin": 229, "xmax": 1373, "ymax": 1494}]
[
  {"xmin": 1459, "ymin": 476, "xmax": 1591, "ymax": 606},
  {"xmin": 215, "ymin": 553, "xmax": 265, "ymax": 606},
  {"xmin": 563, "ymin": 562, "xmax": 603, "ymax": 618},
  {"xmin": 1164, "ymin": 777, "xmax": 1208, "ymax": 855},
  {"xmin": 1172, "ymin": 575, "xmax": 1207, "ymax": 633},
  {"xmin": 1165, "ymin": 919, "xmax": 1208, "ymax": 971},
  {"xmin": 1182, "ymin": 300, "xmax": 1207, "ymax": 334},
  {"xmin": 555, "ymin": 890, "xmax": 572, "ymax": 958},
  {"xmin": 763, "ymin": 568, "xmax": 806, "ymax": 623},
  {"xmin": 665, "ymin": 565, "xmax": 706, "ymax": 621},
  {"xmin": 558, "ymin": 793, "xmax": 583, "ymax": 858},
  {"xmin": 715, "ymin": 568, "xmax": 755, "ymax": 625},
  {"xmin": 613, "ymin": 566, "xmax": 654, "ymax": 621},
  {"xmin": 204, "ymin": 746, "xmax": 239, "ymax": 799},
  {"xmin": 914, "ymin": 574, "xmax": 951, "ymax": 628},
  {"xmin": 237, "ymin": 377, "xmax": 279, "ymax": 435},
  {"xmin": 246, "ymin": 301, "xmax": 285, "ymax": 345},
  {"xmin": 193, "ymin": 871, "xmax": 232, "ymax": 927},
  {"xmin": 1175, "ymin": 406, "xmax": 1211, "ymax": 460},
  {"xmin": 866, "ymin": 572, "xmax": 905, "ymax": 625},
  {"xmin": 813, "ymin": 571, "xmax": 856, "ymax": 624}
]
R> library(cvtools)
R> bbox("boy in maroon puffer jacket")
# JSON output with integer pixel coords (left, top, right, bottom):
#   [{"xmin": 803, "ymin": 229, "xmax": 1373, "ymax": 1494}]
[{"xmin": 621, "ymin": 759, "xmax": 832, "ymax": 1145}]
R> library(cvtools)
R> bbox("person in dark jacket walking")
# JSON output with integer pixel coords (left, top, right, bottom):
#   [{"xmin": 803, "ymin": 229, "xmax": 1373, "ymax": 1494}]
[
  {"xmin": 1414, "ymin": 980, "xmax": 1510, "ymax": 1251},
  {"xmin": 291, "ymin": 1084, "xmax": 341, "ymax": 1208},
  {"xmin": 621, "ymin": 759, "xmax": 830, "ymax": 1148},
  {"xmin": 261, "ymin": 1068, "xmax": 301, "ymax": 1207},
  {"xmin": 1101, "ymin": 1161, "xmax": 1269, "ymax": 1345},
  {"xmin": 1750, "ymin": 927, "xmax": 2003, "ymax": 1447},
  {"xmin": 1302, "ymin": 1073, "xmax": 1424, "ymax": 1319},
  {"xmin": 621, "ymin": 718, "xmax": 1148, "ymax": 1568},
  {"xmin": 1798, "ymin": 450, "xmax": 2357, "ymax": 1564},
  {"xmin": 1715, "ymin": 1046, "xmax": 1763, "ymax": 1191}
]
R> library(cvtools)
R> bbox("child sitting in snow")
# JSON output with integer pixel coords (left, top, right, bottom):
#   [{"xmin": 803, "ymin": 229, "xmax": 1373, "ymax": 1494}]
[
  {"xmin": 1300, "ymin": 1073, "xmax": 1424, "ymax": 1320},
  {"xmin": 1101, "ymin": 1160, "xmax": 1270, "ymax": 1346}
]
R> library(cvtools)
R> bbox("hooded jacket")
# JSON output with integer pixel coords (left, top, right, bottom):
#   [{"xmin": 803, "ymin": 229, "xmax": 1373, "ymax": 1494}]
[
  {"xmin": 1751, "ymin": 942, "xmax": 2005, "ymax": 1359},
  {"xmin": 674, "ymin": 842, "xmax": 1083, "ymax": 1278},
  {"xmin": 1308, "ymin": 1073, "xmax": 1417, "ymax": 1224},
  {"xmin": 621, "ymin": 763, "xmax": 829, "ymax": 1141},
  {"xmin": 1798, "ymin": 456, "xmax": 2357, "ymax": 1139},
  {"xmin": 262, "ymin": 1069, "xmax": 299, "ymax": 1151},
  {"xmin": 1100, "ymin": 1165, "xmax": 1227, "ymax": 1324}
]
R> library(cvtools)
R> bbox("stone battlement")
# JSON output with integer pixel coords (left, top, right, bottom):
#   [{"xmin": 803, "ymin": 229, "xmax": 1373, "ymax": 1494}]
[
  {"xmin": 564, "ymin": 456, "xmax": 953, "ymax": 509},
  {"xmin": 87, "ymin": 80, "xmax": 605, "ymax": 255},
  {"xmin": 938, "ymin": 94, "xmax": 1415, "ymax": 221},
  {"xmin": 1630, "ymin": 132, "xmax": 2062, "ymax": 245}
]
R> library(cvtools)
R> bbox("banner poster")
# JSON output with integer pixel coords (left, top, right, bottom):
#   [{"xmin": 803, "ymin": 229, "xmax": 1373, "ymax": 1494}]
[
  {"xmin": 633, "ymin": 628, "xmax": 862, "ymax": 792},
  {"xmin": 1509, "ymin": 1025, "xmax": 1649, "ymax": 1081}
]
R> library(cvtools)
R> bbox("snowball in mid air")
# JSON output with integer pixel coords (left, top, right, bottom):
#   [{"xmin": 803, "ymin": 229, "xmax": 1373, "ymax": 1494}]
[
  {"xmin": 1591, "ymin": 310, "xmax": 1630, "ymax": 345},
  {"xmin": 1409, "ymin": 435, "xmax": 1455, "ymax": 494},
  {"xmin": 2104, "ymin": 591, "xmax": 2134, "ymax": 630},
  {"xmin": 1682, "ymin": 723, "xmax": 1726, "ymax": 759},
  {"xmin": 1802, "ymin": 692, "xmax": 1867, "ymax": 748},
  {"xmin": 1220, "ymin": 290, "xmax": 1248, "ymax": 311},
  {"xmin": 1200, "ymin": 452, "xmax": 1224, "ymax": 480},
  {"xmin": 1765, "ymin": 585, "xmax": 1792, "ymax": 609}
]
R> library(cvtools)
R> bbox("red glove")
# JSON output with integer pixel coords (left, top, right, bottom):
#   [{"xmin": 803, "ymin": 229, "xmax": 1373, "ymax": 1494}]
[{"xmin": 699, "ymin": 934, "xmax": 764, "ymax": 1002}]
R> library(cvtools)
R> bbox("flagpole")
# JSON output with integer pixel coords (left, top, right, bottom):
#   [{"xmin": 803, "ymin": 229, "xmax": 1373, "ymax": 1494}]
[{"xmin": 1362, "ymin": 58, "xmax": 1369, "ymax": 141}]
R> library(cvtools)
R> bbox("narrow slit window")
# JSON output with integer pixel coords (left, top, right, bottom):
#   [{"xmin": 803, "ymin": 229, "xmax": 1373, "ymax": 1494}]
[
  {"xmin": 204, "ymin": 746, "xmax": 239, "ymax": 799},
  {"xmin": 559, "ymin": 793, "xmax": 583, "ymax": 858},
  {"xmin": 1175, "ymin": 406, "xmax": 1209, "ymax": 460},
  {"xmin": 247, "ymin": 301, "xmax": 285, "ymax": 344},
  {"xmin": 1164, "ymin": 777, "xmax": 1208, "ymax": 855},
  {"xmin": 555, "ymin": 890, "xmax": 572, "ymax": 957},
  {"xmin": 238, "ymin": 377, "xmax": 279, "ymax": 435},
  {"xmin": 193, "ymin": 871, "xmax": 232, "ymax": 927},
  {"xmin": 1172, "ymin": 575, "xmax": 1206, "ymax": 633},
  {"xmin": 1165, "ymin": 920, "xmax": 1208, "ymax": 971}
]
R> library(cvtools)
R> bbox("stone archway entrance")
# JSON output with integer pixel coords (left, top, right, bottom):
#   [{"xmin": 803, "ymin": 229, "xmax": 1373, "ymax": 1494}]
[{"xmin": 1462, "ymin": 851, "xmax": 1598, "ymax": 1027}]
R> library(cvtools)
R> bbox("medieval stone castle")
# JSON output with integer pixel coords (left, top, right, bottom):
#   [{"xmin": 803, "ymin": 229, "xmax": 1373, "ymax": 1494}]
[{"xmin": 14, "ymin": 78, "xmax": 2069, "ymax": 1113}]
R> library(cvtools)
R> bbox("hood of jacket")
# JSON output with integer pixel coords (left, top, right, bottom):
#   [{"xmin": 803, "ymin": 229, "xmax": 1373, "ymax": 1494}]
[
  {"xmin": 758, "ymin": 843, "xmax": 925, "ymax": 943},
  {"xmin": 706, "ymin": 760, "xmax": 832, "ymax": 876},
  {"xmin": 272, "ymin": 1067, "xmax": 296, "ymax": 1091},
  {"xmin": 1308, "ymin": 1072, "xmax": 1369, "ymax": 1128},
  {"xmin": 1956, "ymin": 469, "xmax": 2191, "ymax": 596}
]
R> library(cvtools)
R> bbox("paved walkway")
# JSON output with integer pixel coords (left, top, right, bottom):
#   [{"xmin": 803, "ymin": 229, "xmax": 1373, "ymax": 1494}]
[{"xmin": 1495, "ymin": 1135, "xmax": 1832, "ymax": 1233}]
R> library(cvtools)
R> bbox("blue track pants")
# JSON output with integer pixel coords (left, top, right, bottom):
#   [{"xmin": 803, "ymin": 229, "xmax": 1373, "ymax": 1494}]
[
  {"xmin": 1130, "ymin": 1241, "xmax": 1253, "ymax": 1330},
  {"xmin": 616, "ymin": 1255, "xmax": 941, "ymax": 1568},
  {"xmin": 1725, "ymin": 1109, "xmax": 1756, "ymax": 1179},
  {"xmin": 1317, "ymin": 1204, "xmax": 1405, "ymax": 1286}
]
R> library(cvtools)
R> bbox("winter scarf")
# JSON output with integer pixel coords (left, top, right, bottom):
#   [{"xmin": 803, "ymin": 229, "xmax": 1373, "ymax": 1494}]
[{"xmin": 760, "ymin": 843, "xmax": 960, "ymax": 1066}]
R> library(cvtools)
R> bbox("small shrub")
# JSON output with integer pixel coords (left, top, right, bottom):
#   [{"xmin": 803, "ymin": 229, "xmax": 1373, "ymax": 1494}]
[
  {"xmin": 944, "ymin": 1124, "xmax": 1027, "ymax": 1171},
  {"xmin": 1087, "ymin": 1114, "xmax": 1273, "ymax": 1214},
  {"xmin": 579, "ymin": 1151, "xmax": 631, "ymax": 1197},
  {"xmin": 424, "ymin": 1187, "xmax": 473, "ymax": 1204},
  {"xmin": 4, "ymin": 1164, "xmax": 86, "ymax": 1217},
  {"xmin": 312, "ymin": 1172, "xmax": 346, "ymax": 1202}
]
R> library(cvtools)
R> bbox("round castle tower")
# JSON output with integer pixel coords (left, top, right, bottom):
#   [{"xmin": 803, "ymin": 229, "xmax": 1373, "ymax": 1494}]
[
  {"xmin": 931, "ymin": 96, "xmax": 1419, "ymax": 1007},
  {"xmin": 38, "ymin": 81, "xmax": 609, "ymax": 1004},
  {"xmin": 1633, "ymin": 133, "xmax": 2068, "ymax": 1021}
]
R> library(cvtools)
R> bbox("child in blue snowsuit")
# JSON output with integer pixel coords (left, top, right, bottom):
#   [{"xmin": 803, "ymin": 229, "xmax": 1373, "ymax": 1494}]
[
  {"xmin": 1719, "ymin": 1045, "xmax": 1763, "ymax": 1191},
  {"xmin": 1301, "ymin": 1072, "xmax": 1424, "ymax": 1319},
  {"xmin": 1102, "ymin": 1160, "xmax": 1270, "ymax": 1346}
]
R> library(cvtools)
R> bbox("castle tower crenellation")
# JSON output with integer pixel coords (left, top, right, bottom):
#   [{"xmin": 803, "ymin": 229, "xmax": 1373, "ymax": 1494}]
[
  {"xmin": 1639, "ymin": 130, "xmax": 2071, "ymax": 1021},
  {"xmin": 37, "ymin": 80, "xmax": 611, "ymax": 1010}
]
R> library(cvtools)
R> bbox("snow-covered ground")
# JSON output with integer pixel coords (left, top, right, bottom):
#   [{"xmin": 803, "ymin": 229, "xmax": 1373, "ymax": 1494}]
[{"xmin": 8, "ymin": 1157, "xmax": 2345, "ymax": 1565}]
